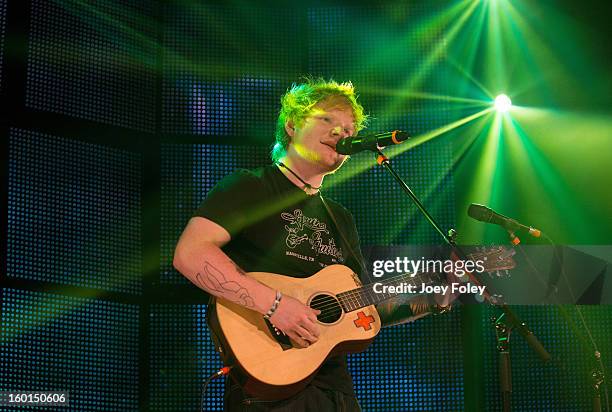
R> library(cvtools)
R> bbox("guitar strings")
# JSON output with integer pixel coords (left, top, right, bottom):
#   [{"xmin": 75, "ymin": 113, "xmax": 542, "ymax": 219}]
[
  {"xmin": 302, "ymin": 286, "xmax": 439, "ymax": 322},
  {"xmin": 315, "ymin": 308, "xmax": 377, "ymax": 323},
  {"xmin": 307, "ymin": 283, "xmax": 412, "ymax": 313},
  {"xmin": 307, "ymin": 273, "xmax": 435, "ymax": 313},
  {"xmin": 279, "ymin": 271, "xmax": 442, "ymax": 317}
]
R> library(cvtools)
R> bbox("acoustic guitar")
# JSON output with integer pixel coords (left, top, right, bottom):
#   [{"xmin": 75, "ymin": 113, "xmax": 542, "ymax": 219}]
[{"xmin": 208, "ymin": 247, "xmax": 515, "ymax": 400}]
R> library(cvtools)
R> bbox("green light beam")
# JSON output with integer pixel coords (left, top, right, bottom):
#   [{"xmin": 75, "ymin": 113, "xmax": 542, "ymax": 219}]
[{"xmin": 382, "ymin": 0, "xmax": 480, "ymax": 116}]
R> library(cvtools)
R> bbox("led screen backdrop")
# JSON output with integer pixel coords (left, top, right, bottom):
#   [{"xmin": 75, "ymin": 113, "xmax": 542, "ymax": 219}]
[
  {"xmin": 160, "ymin": 2, "xmax": 302, "ymax": 139},
  {"xmin": 0, "ymin": 289, "xmax": 140, "ymax": 411},
  {"xmin": 149, "ymin": 304, "xmax": 223, "ymax": 412},
  {"xmin": 7, "ymin": 128, "xmax": 142, "ymax": 294},
  {"xmin": 349, "ymin": 309, "xmax": 465, "ymax": 411},
  {"xmin": 0, "ymin": 0, "xmax": 6, "ymax": 89},
  {"xmin": 25, "ymin": 0, "xmax": 156, "ymax": 132}
]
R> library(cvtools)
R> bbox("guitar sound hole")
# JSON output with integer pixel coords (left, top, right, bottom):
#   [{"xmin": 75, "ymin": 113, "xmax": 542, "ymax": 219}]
[{"xmin": 310, "ymin": 294, "xmax": 343, "ymax": 324}]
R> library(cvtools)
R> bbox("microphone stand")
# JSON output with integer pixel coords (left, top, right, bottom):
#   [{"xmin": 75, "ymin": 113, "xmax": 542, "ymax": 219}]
[
  {"xmin": 492, "ymin": 312, "xmax": 512, "ymax": 412},
  {"xmin": 373, "ymin": 149, "xmax": 457, "ymax": 246},
  {"xmin": 372, "ymin": 148, "xmax": 551, "ymax": 411}
]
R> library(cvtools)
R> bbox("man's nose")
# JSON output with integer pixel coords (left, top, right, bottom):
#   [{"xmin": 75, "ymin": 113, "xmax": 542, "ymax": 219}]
[{"xmin": 331, "ymin": 126, "xmax": 349, "ymax": 138}]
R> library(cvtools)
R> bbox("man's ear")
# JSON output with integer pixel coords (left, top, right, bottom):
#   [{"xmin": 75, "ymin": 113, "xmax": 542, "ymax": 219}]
[{"xmin": 285, "ymin": 120, "xmax": 296, "ymax": 137}]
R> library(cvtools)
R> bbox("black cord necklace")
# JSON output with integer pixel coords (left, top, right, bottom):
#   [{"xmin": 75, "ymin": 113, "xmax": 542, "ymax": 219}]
[{"xmin": 277, "ymin": 161, "xmax": 321, "ymax": 192}]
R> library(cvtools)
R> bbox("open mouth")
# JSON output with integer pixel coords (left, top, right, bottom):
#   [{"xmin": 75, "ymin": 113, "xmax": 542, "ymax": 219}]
[{"xmin": 321, "ymin": 141, "xmax": 338, "ymax": 152}]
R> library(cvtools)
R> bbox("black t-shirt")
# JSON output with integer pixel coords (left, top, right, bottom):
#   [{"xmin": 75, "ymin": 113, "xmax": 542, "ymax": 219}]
[{"xmin": 193, "ymin": 164, "xmax": 367, "ymax": 395}]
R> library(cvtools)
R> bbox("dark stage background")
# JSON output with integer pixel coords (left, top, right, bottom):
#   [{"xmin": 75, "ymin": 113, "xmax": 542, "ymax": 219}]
[{"xmin": 1, "ymin": 0, "xmax": 611, "ymax": 411}]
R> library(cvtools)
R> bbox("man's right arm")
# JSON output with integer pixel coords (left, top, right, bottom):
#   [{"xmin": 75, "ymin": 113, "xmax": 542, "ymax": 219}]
[{"xmin": 172, "ymin": 216, "xmax": 320, "ymax": 347}]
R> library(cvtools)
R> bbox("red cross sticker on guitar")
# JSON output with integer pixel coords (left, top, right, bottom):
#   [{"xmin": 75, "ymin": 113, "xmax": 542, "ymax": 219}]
[{"xmin": 353, "ymin": 311, "xmax": 375, "ymax": 331}]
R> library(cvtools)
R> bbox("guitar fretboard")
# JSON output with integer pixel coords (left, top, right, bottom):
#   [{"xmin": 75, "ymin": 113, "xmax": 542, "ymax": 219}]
[{"xmin": 336, "ymin": 271, "xmax": 439, "ymax": 313}]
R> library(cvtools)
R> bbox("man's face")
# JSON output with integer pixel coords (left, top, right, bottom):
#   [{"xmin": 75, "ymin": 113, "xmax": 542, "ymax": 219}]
[{"xmin": 286, "ymin": 100, "xmax": 355, "ymax": 172}]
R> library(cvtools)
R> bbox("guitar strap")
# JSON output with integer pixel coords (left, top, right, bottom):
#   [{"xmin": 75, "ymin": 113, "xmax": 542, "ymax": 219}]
[{"xmin": 318, "ymin": 193, "xmax": 368, "ymax": 280}]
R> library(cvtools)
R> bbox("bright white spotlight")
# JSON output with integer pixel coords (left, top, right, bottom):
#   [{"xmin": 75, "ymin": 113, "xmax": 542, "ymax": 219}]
[{"xmin": 494, "ymin": 94, "xmax": 512, "ymax": 113}]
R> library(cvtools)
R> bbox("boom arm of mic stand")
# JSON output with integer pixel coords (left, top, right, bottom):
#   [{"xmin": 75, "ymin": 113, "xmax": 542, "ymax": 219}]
[
  {"xmin": 373, "ymin": 148, "xmax": 551, "ymax": 362},
  {"xmin": 374, "ymin": 150, "xmax": 455, "ymax": 246}
]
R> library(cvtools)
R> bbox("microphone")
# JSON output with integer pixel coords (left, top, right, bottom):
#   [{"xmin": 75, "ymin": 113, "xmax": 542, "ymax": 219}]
[
  {"xmin": 467, "ymin": 203, "xmax": 542, "ymax": 238},
  {"xmin": 335, "ymin": 130, "xmax": 410, "ymax": 155}
]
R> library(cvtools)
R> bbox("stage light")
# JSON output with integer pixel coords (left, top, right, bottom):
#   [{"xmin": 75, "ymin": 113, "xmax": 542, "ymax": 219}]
[{"xmin": 494, "ymin": 94, "xmax": 512, "ymax": 112}]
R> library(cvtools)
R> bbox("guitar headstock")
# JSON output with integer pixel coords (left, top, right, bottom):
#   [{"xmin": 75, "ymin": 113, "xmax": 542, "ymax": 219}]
[{"xmin": 468, "ymin": 246, "xmax": 516, "ymax": 278}]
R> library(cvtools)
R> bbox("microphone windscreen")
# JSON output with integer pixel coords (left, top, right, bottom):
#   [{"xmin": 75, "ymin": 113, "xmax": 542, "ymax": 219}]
[
  {"xmin": 467, "ymin": 203, "xmax": 491, "ymax": 222},
  {"xmin": 334, "ymin": 139, "xmax": 352, "ymax": 155}
]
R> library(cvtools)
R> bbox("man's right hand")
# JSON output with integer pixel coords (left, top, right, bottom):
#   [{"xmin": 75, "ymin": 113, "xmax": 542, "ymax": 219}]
[{"xmin": 269, "ymin": 295, "xmax": 321, "ymax": 348}]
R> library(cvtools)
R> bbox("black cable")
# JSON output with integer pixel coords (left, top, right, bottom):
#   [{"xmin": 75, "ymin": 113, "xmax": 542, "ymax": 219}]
[
  {"xmin": 519, "ymin": 232, "xmax": 610, "ymax": 412},
  {"xmin": 541, "ymin": 233, "xmax": 610, "ymax": 412},
  {"xmin": 200, "ymin": 366, "xmax": 231, "ymax": 412}
]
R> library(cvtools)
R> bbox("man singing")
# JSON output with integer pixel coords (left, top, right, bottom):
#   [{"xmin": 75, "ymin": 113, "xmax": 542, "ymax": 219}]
[{"xmin": 173, "ymin": 78, "xmax": 444, "ymax": 411}]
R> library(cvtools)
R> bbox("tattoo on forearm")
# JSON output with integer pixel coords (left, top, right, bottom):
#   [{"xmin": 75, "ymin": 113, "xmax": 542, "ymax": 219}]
[{"xmin": 195, "ymin": 261, "xmax": 255, "ymax": 308}]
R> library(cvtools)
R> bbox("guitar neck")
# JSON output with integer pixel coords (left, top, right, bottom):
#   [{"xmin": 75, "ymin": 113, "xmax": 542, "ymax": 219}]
[{"xmin": 337, "ymin": 271, "xmax": 439, "ymax": 313}]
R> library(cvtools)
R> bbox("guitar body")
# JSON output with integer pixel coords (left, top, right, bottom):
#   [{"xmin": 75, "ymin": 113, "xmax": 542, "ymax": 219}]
[{"xmin": 211, "ymin": 264, "xmax": 380, "ymax": 400}]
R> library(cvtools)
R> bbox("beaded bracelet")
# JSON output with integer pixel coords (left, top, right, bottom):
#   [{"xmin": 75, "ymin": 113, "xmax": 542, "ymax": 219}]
[{"xmin": 263, "ymin": 290, "xmax": 282, "ymax": 320}]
